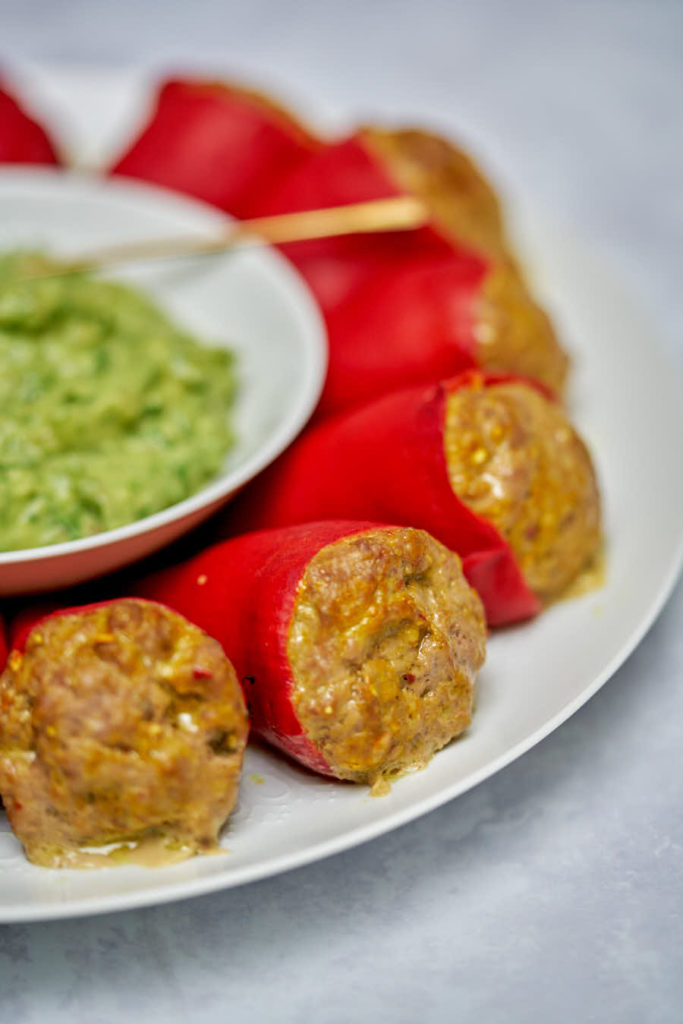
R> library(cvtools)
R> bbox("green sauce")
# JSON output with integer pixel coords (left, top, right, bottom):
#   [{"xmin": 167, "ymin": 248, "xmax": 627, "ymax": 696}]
[{"xmin": 0, "ymin": 252, "xmax": 237, "ymax": 551}]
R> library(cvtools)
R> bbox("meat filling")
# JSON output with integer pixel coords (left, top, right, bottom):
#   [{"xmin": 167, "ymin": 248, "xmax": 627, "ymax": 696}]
[
  {"xmin": 362, "ymin": 126, "xmax": 507, "ymax": 260},
  {"xmin": 444, "ymin": 381, "xmax": 602, "ymax": 601},
  {"xmin": 0, "ymin": 599, "xmax": 248, "ymax": 868},
  {"xmin": 361, "ymin": 127, "xmax": 568, "ymax": 395},
  {"xmin": 474, "ymin": 264, "xmax": 569, "ymax": 396},
  {"xmin": 287, "ymin": 528, "xmax": 486, "ymax": 785}
]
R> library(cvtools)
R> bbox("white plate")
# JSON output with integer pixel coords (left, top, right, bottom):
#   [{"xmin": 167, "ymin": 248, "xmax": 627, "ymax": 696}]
[
  {"xmin": 1, "ymin": 203, "xmax": 681, "ymax": 921},
  {"xmin": 0, "ymin": 168, "xmax": 327, "ymax": 594}
]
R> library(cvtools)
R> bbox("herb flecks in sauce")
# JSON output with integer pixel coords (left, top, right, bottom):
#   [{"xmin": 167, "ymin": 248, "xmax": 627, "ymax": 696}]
[{"xmin": 0, "ymin": 252, "xmax": 237, "ymax": 551}]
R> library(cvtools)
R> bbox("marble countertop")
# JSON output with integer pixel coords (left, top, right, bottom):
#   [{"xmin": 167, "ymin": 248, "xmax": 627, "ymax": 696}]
[{"xmin": 1, "ymin": 2, "xmax": 682, "ymax": 1021}]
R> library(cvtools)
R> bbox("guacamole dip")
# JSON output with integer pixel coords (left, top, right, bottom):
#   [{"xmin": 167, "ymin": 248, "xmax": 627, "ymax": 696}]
[{"xmin": 0, "ymin": 251, "xmax": 237, "ymax": 551}]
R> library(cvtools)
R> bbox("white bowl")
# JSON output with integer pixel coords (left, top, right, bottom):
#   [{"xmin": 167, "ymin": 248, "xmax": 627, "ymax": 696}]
[{"xmin": 0, "ymin": 168, "xmax": 327, "ymax": 595}]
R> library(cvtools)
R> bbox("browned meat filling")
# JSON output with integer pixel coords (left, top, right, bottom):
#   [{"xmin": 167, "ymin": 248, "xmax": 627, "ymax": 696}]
[
  {"xmin": 444, "ymin": 381, "xmax": 602, "ymax": 602},
  {"xmin": 287, "ymin": 528, "xmax": 486, "ymax": 785},
  {"xmin": 362, "ymin": 126, "xmax": 507, "ymax": 260},
  {"xmin": 474, "ymin": 264, "xmax": 569, "ymax": 397},
  {"xmin": 0, "ymin": 599, "xmax": 248, "ymax": 868},
  {"xmin": 361, "ymin": 127, "xmax": 569, "ymax": 395}
]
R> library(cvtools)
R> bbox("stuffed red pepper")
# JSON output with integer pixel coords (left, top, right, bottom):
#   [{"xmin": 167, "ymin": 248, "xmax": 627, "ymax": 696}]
[
  {"xmin": 134, "ymin": 521, "xmax": 487, "ymax": 787},
  {"xmin": 225, "ymin": 372, "xmax": 602, "ymax": 625},
  {"xmin": 0, "ymin": 598, "xmax": 248, "ymax": 868}
]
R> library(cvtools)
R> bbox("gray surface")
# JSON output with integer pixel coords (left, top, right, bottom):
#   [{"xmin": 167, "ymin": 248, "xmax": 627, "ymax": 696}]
[{"xmin": 1, "ymin": 2, "xmax": 682, "ymax": 1021}]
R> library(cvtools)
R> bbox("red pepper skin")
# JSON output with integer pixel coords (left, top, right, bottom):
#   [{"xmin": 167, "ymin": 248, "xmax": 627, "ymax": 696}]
[
  {"xmin": 133, "ymin": 521, "xmax": 388, "ymax": 776},
  {"xmin": 110, "ymin": 78, "xmax": 319, "ymax": 218},
  {"xmin": 247, "ymin": 135, "xmax": 496, "ymax": 418},
  {"xmin": 253, "ymin": 135, "xmax": 462, "ymax": 312},
  {"xmin": 224, "ymin": 372, "xmax": 542, "ymax": 626},
  {"xmin": 320, "ymin": 251, "xmax": 485, "ymax": 418},
  {"xmin": 0, "ymin": 83, "xmax": 60, "ymax": 165}
]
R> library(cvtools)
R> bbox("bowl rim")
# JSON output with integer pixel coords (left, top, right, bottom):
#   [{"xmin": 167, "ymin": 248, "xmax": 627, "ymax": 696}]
[{"xmin": 0, "ymin": 166, "xmax": 328, "ymax": 565}]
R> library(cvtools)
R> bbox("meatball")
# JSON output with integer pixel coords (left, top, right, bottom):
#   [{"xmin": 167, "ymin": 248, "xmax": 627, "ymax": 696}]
[
  {"xmin": 287, "ymin": 527, "xmax": 486, "ymax": 785},
  {"xmin": 0, "ymin": 599, "xmax": 248, "ymax": 868},
  {"xmin": 444, "ymin": 380, "xmax": 602, "ymax": 601}
]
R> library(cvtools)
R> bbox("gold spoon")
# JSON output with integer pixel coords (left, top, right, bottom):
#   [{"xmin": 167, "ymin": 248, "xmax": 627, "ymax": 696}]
[{"xmin": 21, "ymin": 195, "xmax": 429, "ymax": 279}]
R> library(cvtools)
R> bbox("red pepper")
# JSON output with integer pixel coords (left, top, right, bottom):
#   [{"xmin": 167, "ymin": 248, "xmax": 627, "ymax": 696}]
[
  {"xmin": 0, "ymin": 82, "xmax": 60, "ymax": 164},
  {"xmin": 251, "ymin": 135, "xmax": 461, "ymax": 309},
  {"xmin": 133, "ymin": 520, "xmax": 390, "ymax": 776},
  {"xmin": 319, "ymin": 251, "xmax": 486, "ymax": 417},
  {"xmin": 110, "ymin": 78, "xmax": 320, "ymax": 218},
  {"xmin": 248, "ymin": 135, "xmax": 500, "ymax": 418},
  {"xmin": 222, "ymin": 371, "xmax": 543, "ymax": 626}
]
